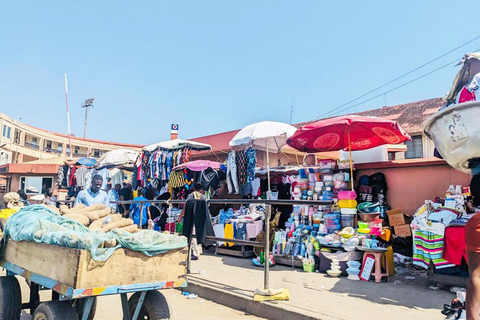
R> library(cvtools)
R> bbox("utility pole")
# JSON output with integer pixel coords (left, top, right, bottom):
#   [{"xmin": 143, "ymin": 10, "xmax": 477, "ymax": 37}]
[{"xmin": 82, "ymin": 98, "xmax": 95, "ymax": 139}]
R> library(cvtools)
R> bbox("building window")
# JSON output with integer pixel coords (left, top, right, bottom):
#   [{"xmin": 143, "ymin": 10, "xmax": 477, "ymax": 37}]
[
  {"xmin": 405, "ymin": 136, "xmax": 423, "ymax": 159},
  {"xmin": 32, "ymin": 137, "xmax": 38, "ymax": 145},
  {"xmin": 74, "ymin": 146, "xmax": 80, "ymax": 155},
  {"xmin": 2, "ymin": 125, "xmax": 10, "ymax": 138},
  {"xmin": 58, "ymin": 143, "xmax": 63, "ymax": 153},
  {"xmin": 46, "ymin": 140, "xmax": 52, "ymax": 149},
  {"xmin": 20, "ymin": 177, "xmax": 53, "ymax": 194},
  {"xmin": 14, "ymin": 129, "xmax": 21, "ymax": 144},
  {"xmin": 94, "ymin": 149, "xmax": 100, "ymax": 157}
]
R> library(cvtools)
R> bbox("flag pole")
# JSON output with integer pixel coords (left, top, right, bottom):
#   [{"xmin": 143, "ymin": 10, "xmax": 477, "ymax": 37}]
[{"xmin": 64, "ymin": 73, "xmax": 73, "ymax": 156}]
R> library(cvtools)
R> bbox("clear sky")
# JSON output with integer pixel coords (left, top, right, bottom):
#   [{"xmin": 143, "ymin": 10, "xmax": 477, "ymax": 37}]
[{"xmin": 1, "ymin": 1, "xmax": 479, "ymax": 145}]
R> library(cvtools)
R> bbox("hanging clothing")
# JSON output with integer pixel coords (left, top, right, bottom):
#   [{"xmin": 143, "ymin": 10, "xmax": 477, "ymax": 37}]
[
  {"xmin": 199, "ymin": 168, "xmax": 220, "ymax": 191},
  {"xmin": 224, "ymin": 223, "xmax": 235, "ymax": 247},
  {"xmin": 443, "ymin": 226, "xmax": 467, "ymax": 266},
  {"xmin": 109, "ymin": 168, "xmax": 124, "ymax": 187},
  {"xmin": 97, "ymin": 168, "xmax": 109, "ymax": 190},
  {"xmin": 213, "ymin": 224, "xmax": 225, "ymax": 246},
  {"xmin": 75, "ymin": 167, "xmax": 88, "ymax": 188},
  {"xmin": 412, "ymin": 230, "xmax": 454, "ymax": 270},
  {"xmin": 246, "ymin": 147, "xmax": 256, "ymax": 183},
  {"xmin": 236, "ymin": 150, "xmax": 248, "ymax": 185},
  {"xmin": 251, "ymin": 178, "xmax": 261, "ymax": 197},
  {"xmin": 226, "ymin": 151, "xmax": 240, "ymax": 194},
  {"xmin": 182, "ymin": 199, "xmax": 215, "ymax": 245},
  {"xmin": 169, "ymin": 170, "xmax": 186, "ymax": 188}
]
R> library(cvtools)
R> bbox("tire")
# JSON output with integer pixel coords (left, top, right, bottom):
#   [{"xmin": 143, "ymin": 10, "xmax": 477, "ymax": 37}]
[
  {"xmin": 0, "ymin": 276, "xmax": 22, "ymax": 320},
  {"xmin": 33, "ymin": 301, "xmax": 79, "ymax": 320},
  {"xmin": 74, "ymin": 297, "xmax": 97, "ymax": 320},
  {"xmin": 128, "ymin": 290, "xmax": 172, "ymax": 320}
]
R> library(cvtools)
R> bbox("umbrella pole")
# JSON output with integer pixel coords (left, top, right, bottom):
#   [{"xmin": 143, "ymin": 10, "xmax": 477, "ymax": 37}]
[
  {"xmin": 347, "ymin": 128, "xmax": 354, "ymax": 191},
  {"xmin": 264, "ymin": 145, "xmax": 271, "ymax": 289}
]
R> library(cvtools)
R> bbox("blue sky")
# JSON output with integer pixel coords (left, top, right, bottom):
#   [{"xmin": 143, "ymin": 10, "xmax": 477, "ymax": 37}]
[{"xmin": 1, "ymin": 1, "xmax": 479, "ymax": 145}]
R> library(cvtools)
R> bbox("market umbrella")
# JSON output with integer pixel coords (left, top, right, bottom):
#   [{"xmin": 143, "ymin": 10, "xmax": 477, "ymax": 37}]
[
  {"xmin": 143, "ymin": 139, "xmax": 211, "ymax": 152},
  {"xmin": 76, "ymin": 157, "xmax": 97, "ymax": 167},
  {"xmin": 287, "ymin": 115, "xmax": 411, "ymax": 190},
  {"xmin": 95, "ymin": 149, "xmax": 139, "ymax": 169},
  {"xmin": 172, "ymin": 160, "xmax": 222, "ymax": 172},
  {"xmin": 229, "ymin": 121, "xmax": 297, "ymax": 197}
]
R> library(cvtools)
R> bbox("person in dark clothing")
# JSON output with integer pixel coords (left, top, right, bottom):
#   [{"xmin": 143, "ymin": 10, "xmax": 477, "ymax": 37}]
[{"xmin": 119, "ymin": 182, "xmax": 133, "ymax": 214}]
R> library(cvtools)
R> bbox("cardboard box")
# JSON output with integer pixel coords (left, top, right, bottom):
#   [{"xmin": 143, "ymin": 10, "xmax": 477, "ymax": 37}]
[
  {"xmin": 386, "ymin": 209, "xmax": 406, "ymax": 226},
  {"xmin": 393, "ymin": 224, "xmax": 412, "ymax": 237}
]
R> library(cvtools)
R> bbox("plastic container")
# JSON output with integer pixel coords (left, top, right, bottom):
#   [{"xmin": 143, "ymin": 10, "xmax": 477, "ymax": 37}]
[
  {"xmin": 338, "ymin": 199, "xmax": 358, "ymax": 208},
  {"xmin": 337, "ymin": 160, "xmax": 353, "ymax": 170},
  {"xmin": 319, "ymin": 159, "xmax": 337, "ymax": 170},
  {"xmin": 341, "ymin": 214, "xmax": 355, "ymax": 228},
  {"xmin": 338, "ymin": 191, "xmax": 357, "ymax": 200},
  {"xmin": 303, "ymin": 263, "xmax": 315, "ymax": 272},
  {"xmin": 359, "ymin": 212, "xmax": 381, "ymax": 222},
  {"xmin": 341, "ymin": 208, "xmax": 357, "ymax": 215}
]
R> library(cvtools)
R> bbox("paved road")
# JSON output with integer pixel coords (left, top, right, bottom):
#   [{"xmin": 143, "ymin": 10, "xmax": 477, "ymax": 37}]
[{"xmin": 13, "ymin": 275, "xmax": 264, "ymax": 320}]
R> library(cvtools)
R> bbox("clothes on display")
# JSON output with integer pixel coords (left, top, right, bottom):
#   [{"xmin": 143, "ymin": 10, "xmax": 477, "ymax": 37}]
[{"xmin": 225, "ymin": 148, "xmax": 256, "ymax": 195}]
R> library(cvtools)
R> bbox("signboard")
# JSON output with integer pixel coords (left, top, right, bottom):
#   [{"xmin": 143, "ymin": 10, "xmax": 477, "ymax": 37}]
[{"xmin": 171, "ymin": 124, "xmax": 179, "ymax": 131}]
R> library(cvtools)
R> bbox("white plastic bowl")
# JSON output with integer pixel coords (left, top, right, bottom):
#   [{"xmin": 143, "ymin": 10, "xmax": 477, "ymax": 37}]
[{"xmin": 327, "ymin": 269, "xmax": 342, "ymax": 277}]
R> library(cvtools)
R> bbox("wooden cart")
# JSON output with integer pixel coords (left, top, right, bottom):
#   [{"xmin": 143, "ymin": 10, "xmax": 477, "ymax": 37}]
[{"xmin": 0, "ymin": 240, "xmax": 188, "ymax": 320}]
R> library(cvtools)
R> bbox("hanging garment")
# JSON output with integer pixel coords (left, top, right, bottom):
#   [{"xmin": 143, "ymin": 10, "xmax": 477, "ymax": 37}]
[
  {"xmin": 236, "ymin": 150, "xmax": 248, "ymax": 185},
  {"xmin": 235, "ymin": 222, "xmax": 247, "ymax": 240},
  {"xmin": 218, "ymin": 208, "xmax": 234, "ymax": 224},
  {"xmin": 109, "ymin": 168, "xmax": 124, "ymax": 187},
  {"xmin": 443, "ymin": 226, "xmax": 467, "ymax": 266},
  {"xmin": 246, "ymin": 147, "xmax": 256, "ymax": 183},
  {"xmin": 199, "ymin": 168, "xmax": 220, "ymax": 191},
  {"xmin": 413, "ymin": 230, "xmax": 455, "ymax": 270},
  {"xmin": 251, "ymin": 178, "xmax": 261, "ymax": 197},
  {"xmin": 97, "ymin": 168, "xmax": 109, "ymax": 190},
  {"xmin": 224, "ymin": 223, "xmax": 235, "ymax": 247},
  {"xmin": 182, "ymin": 199, "xmax": 215, "ymax": 245},
  {"xmin": 246, "ymin": 221, "xmax": 263, "ymax": 239},
  {"xmin": 213, "ymin": 224, "xmax": 225, "ymax": 246},
  {"xmin": 74, "ymin": 167, "xmax": 88, "ymax": 188},
  {"xmin": 69, "ymin": 166, "xmax": 76, "ymax": 187},
  {"xmin": 226, "ymin": 151, "xmax": 240, "ymax": 194},
  {"xmin": 57, "ymin": 165, "xmax": 65, "ymax": 187},
  {"xmin": 169, "ymin": 170, "xmax": 186, "ymax": 188}
]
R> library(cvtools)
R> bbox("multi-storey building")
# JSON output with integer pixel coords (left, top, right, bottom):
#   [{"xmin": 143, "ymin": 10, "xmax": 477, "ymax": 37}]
[{"xmin": 0, "ymin": 112, "xmax": 143, "ymax": 164}]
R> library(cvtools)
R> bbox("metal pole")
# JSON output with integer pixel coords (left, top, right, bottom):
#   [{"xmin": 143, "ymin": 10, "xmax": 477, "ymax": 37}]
[
  {"xmin": 264, "ymin": 204, "xmax": 270, "ymax": 290},
  {"xmin": 138, "ymin": 203, "xmax": 144, "ymax": 228},
  {"xmin": 347, "ymin": 128, "xmax": 354, "ymax": 191},
  {"xmin": 83, "ymin": 106, "xmax": 88, "ymax": 139},
  {"xmin": 64, "ymin": 73, "xmax": 72, "ymax": 156}
]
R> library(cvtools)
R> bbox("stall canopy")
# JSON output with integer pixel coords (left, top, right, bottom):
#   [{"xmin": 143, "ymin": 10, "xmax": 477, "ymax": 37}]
[
  {"xmin": 95, "ymin": 149, "xmax": 139, "ymax": 169},
  {"xmin": 229, "ymin": 121, "xmax": 297, "ymax": 152},
  {"xmin": 172, "ymin": 160, "xmax": 222, "ymax": 172},
  {"xmin": 287, "ymin": 115, "xmax": 410, "ymax": 190},
  {"xmin": 76, "ymin": 157, "xmax": 97, "ymax": 167},
  {"xmin": 143, "ymin": 139, "xmax": 212, "ymax": 152}
]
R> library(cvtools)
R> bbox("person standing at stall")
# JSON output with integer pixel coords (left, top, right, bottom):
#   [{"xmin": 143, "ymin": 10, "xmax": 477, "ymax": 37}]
[
  {"xmin": 125, "ymin": 188, "xmax": 151, "ymax": 229},
  {"xmin": 107, "ymin": 183, "xmax": 121, "ymax": 212},
  {"xmin": 119, "ymin": 182, "xmax": 133, "ymax": 215},
  {"xmin": 74, "ymin": 175, "xmax": 109, "ymax": 207}
]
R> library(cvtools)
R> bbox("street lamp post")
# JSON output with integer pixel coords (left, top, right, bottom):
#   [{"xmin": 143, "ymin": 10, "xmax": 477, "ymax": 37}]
[{"xmin": 82, "ymin": 98, "xmax": 95, "ymax": 139}]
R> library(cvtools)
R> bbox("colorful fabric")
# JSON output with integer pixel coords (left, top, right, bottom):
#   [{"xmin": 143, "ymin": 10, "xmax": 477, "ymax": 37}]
[
  {"xmin": 443, "ymin": 226, "xmax": 467, "ymax": 265},
  {"xmin": 224, "ymin": 223, "xmax": 235, "ymax": 247},
  {"xmin": 236, "ymin": 150, "xmax": 248, "ymax": 185},
  {"xmin": 413, "ymin": 230, "xmax": 454, "ymax": 269},
  {"xmin": 246, "ymin": 147, "xmax": 256, "ymax": 183}
]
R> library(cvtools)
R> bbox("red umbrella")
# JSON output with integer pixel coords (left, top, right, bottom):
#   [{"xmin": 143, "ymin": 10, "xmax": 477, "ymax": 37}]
[{"xmin": 287, "ymin": 115, "xmax": 411, "ymax": 189}]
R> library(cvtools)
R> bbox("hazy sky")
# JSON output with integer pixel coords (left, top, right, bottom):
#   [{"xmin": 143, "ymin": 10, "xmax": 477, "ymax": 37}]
[{"xmin": 1, "ymin": 1, "xmax": 479, "ymax": 145}]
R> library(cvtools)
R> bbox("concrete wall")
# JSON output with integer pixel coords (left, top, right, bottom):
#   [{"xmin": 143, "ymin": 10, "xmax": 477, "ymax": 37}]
[{"xmin": 355, "ymin": 159, "xmax": 471, "ymax": 216}]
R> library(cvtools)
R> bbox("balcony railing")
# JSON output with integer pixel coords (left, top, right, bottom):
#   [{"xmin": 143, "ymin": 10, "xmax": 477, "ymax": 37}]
[
  {"xmin": 24, "ymin": 142, "xmax": 39, "ymax": 150},
  {"xmin": 73, "ymin": 153, "xmax": 88, "ymax": 157},
  {"xmin": 43, "ymin": 148, "xmax": 62, "ymax": 154}
]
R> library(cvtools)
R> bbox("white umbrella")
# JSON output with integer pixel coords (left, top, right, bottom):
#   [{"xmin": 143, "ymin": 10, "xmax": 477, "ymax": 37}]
[
  {"xmin": 95, "ymin": 149, "xmax": 139, "ymax": 168},
  {"xmin": 143, "ymin": 138, "xmax": 211, "ymax": 152},
  {"xmin": 229, "ymin": 121, "xmax": 296, "ymax": 197},
  {"xmin": 229, "ymin": 120, "xmax": 296, "ymax": 290}
]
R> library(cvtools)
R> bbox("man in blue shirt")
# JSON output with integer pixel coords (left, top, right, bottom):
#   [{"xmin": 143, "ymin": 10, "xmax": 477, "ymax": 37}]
[
  {"xmin": 74, "ymin": 175, "xmax": 109, "ymax": 207},
  {"xmin": 107, "ymin": 183, "xmax": 121, "ymax": 212},
  {"xmin": 126, "ymin": 188, "xmax": 151, "ymax": 228}
]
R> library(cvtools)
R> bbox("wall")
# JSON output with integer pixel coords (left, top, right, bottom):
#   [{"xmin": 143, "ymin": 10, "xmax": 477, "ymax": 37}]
[{"xmin": 355, "ymin": 159, "xmax": 471, "ymax": 216}]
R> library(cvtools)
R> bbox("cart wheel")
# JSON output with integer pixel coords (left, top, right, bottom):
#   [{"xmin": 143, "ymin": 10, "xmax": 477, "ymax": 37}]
[
  {"xmin": 128, "ymin": 290, "xmax": 172, "ymax": 320},
  {"xmin": 74, "ymin": 297, "xmax": 97, "ymax": 320},
  {"xmin": 0, "ymin": 276, "xmax": 22, "ymax": 320},
  {"xmin": 33, "ymin": 301, "xmax": 79, "ymax": 320}
]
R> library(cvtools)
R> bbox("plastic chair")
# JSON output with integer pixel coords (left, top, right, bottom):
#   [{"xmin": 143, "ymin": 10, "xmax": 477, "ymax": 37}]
[{"xmin": 362, "ymin": 251, "xmax": 389, "ymax": 283}]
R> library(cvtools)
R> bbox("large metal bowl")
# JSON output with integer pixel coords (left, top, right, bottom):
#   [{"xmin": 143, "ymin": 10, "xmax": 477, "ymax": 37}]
[{"xmin": 423, "ymin": 101, "xmax": 480, "ymax": 174}]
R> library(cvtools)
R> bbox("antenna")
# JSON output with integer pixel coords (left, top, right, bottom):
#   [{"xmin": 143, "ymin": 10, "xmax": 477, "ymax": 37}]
[
  {"xmin": 64, "ymin": 74, "xmax": 72, "ymax": 156},
  {"xmin": 82, "ymin": 98, "xmax": 95, "ymax": 139}
]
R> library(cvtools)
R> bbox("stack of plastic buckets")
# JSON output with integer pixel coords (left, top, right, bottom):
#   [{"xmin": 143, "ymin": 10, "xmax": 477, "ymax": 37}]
[{"xmin": 338, "ymin": 191, "xmax": 357, "ymax": 228}]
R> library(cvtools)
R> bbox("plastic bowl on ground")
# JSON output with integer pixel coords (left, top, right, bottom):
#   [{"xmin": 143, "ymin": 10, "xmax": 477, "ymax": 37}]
[
  {"xmin": 346, "ymin": 261, "xmax": 361, "ymax": 269},
  {"xmin": 346, "ymin": 268, "xmax": 360, "ymax": 276},
  {"xmin": 327, "ymin": 269, "xmax": 342, "ymax": 277}
]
